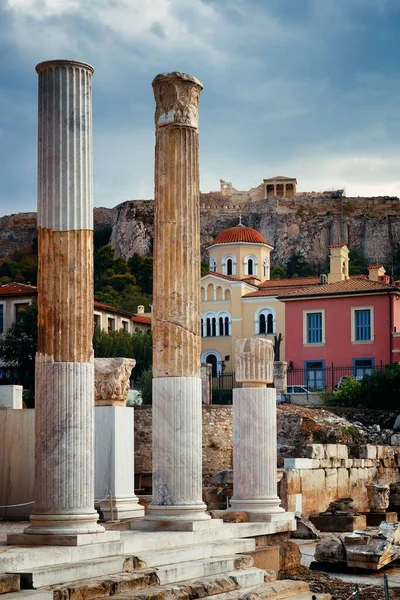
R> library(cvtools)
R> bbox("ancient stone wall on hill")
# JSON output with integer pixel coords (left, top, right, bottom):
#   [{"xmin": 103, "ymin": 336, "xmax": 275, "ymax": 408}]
[{"xmin": 1, "ymin": 191, "xmax": 399, "ymax": 267}]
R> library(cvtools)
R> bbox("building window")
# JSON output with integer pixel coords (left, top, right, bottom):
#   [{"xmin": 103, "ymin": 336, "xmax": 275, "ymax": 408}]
[
  {"xmin": 15, "ymin": 303, "xmax": 29, "ymax": 323},
  {"xmin": 355, "ymin": 309, "xmax": 371, "ymax": 341},
  {"xmin": 353, "ymin": 357, "xmax": 374, "ymax": 378},
  {"xmin": 304, "ymin": 360, "xmax": 325, "ymax": 390},
  {"xmin": 94, "ymin": 314, "xmax": 101, "ymax": 329},
  {"xmin": 210, "ymin": 258, "xmax": 217, "ymax": 272},
  {"xmin": 263, "ymin": 259, "xmax": 268, "ymax": 279},
  {"xmin": 0, "ymin": 305, "xmax": 3, "ymax": 334},
  {"xmin": 227, "ymin": 259, "xmax": 233, "ymax": 276},
  {"xmin": 222, "ymin": 255, "xmax": 236, "ymax": 276},
  {"xmin": 219, "ymin": 315, "xmax": 230, "ymax": 336},
  {"xmin": 122, "ymin": 320, "xmax": 129, "ymax": 333},
  {"xmin": 108, "ymin": 317, "xmax": 115, "ymax": 334},
  {"xmin": 306, "ymin": 312, "xmax": 323, "ymax": 344},
  {"xmin": 255, "ymin": 307, "xmax": 276, "ymax": 335},
  {"xmin": 206, "ymin": 354, "xmax": 218, "ymax": 378},
  {"xmin": 259, "ymin": 313, "xmax": 273, "ymax": 334},
  {"xmin": 248, "ymin": 259, "xmax": 254, "ymax": 275}
]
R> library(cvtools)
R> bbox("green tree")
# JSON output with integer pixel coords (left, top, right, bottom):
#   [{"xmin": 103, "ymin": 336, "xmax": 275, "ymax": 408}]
[
  {"xmin": 93, "ymin": 328, "xmax": 152, "ymax": 380},
  {"xmin": 349, "ymin": 248, "xmax": 368, "ymax": 276},
  {"xmin": 137, "ymin": 367, "xmax": 153, "ymax": 404},
  {"xmin": 270, "ymin": 265, "xmax": 287, "ymax": 279},
  {"xmin": 285, "ymin": 254, "xmax": 316, "ymax": 278},
  {"xmin": 0, "ymin": 302, "xmax": 37, "ymax": 406}
]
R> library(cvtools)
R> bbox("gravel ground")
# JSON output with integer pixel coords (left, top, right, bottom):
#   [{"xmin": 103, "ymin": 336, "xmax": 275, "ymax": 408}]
[{"xmin": 0, "ymin": 521, "xmax": 29, "ymax": 544}]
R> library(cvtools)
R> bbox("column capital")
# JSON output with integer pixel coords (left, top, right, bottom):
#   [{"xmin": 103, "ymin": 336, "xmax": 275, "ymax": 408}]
[
  {"xmin": 36, "ymin": 59, "xmax": 94, "ymax": 74},
  {"xmin": 235, "ymin": 337, "xmax": 274, "ymax": 386},
  {"xmin": 152, "ymin": 72, "xmax": 203, "ymax": 129}
]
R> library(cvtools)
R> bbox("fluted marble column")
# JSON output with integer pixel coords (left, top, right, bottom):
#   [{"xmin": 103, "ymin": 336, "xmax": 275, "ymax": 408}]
[
  {"xmin": 26, "ymin": 60, "xmax": 102, "ymax": 536},
  {"xmin": 146, "ymin": 72, "xmax": 209, "ymax": 523},
  {"xmin": 229, "ymin": 338, "xmax": 286, "ymax": 521}
]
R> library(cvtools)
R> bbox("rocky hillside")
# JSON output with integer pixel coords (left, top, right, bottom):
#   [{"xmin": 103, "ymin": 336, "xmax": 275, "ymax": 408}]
[{"xmin": 1, "ymin": 191, "xmax": 400, "ymax": 268}]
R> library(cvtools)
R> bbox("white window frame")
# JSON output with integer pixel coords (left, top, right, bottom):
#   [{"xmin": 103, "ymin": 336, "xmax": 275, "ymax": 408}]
[
  {"xmin": 244, "ymin": 254, "xmax": 258, "ymax": 277},
  {"xmin": 303, "ymin": 309, "xmax": 325, "ymax": 346},
  {"xmin": 222, "ymin": 254, "xmax": 237, "ymax": 276},
  {"xmin": 254, "ymin": 306, "xmax": 276, "ymax": 335},
  {"xmin": 210, "ymin": 257, "xmax": 217, "ymax": 272},
  {"xmin": 121, "ymin": 318, "xmax": 130, "ymax": 333},
  {"xmin": 351, "ymin": 306, "xmax": 374, "ymax": 343}
]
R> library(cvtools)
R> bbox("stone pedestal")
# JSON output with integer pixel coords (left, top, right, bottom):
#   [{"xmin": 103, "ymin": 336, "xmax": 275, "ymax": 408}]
[
  {"xmin": 95, "ymin": 406, "xmax": 144, "ymax": 520},
  {"xmin": 12, "ymin": 60, "xmax": 104, "ymax": 544},
  {"xmin": 145, "ymin": 72, "xmax": 209, "ymax": 525},
  {"xmin": 228, "ymin": 338, "xmax": 294, "ymax": 526},
  {"xmin": 273, "ymin": 362, "xmax": 287, "ymax": 397},
  {"xmin": 0, "ymin": 385, "xmax": 23, "ymax": 409}
]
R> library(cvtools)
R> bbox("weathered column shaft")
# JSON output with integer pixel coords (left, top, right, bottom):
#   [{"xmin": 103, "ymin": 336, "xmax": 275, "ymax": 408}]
[
  {"xmin": 27, "ymin": 60, "xmax": 101, "ymax": 535},
  {"xmin": 147, "ymin": 72, "xmax": 209, "ymax": 523}
]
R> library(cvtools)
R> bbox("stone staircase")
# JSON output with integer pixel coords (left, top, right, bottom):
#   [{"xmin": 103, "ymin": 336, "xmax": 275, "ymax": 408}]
[{"xmin": 0, "ymin": 526, "xmax": 330, "ymax": 600}]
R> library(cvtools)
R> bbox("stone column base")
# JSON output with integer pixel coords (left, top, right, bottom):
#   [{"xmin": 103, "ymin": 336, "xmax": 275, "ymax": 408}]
[
  {"xmin": 7, "ymin": 530, "xmax": 119, "ymax": 547},
  {"xmin": 99, "ymin": 497, "xmax": 144, "ymax": 521},
  {"xmin": 23, "ymin": 512, "xmax": 104, "ymax": 536}
]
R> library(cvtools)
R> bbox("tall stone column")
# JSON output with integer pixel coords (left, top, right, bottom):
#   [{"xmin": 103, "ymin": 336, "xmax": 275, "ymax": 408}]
[
  {"xmin": 146, "ymin": 72, "xmax": 209, "ymax": 524},
  {"xmin": 229, "ymin": 338, "xmax": 293, "ymax": 525},
  {"xmin": 25, "ymin": 60, "xmax": 102, "ymax": 538}
]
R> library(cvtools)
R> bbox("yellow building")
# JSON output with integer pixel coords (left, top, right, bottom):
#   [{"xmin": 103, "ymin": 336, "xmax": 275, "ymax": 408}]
[{"xmin": 201, "ymin": 222, "xmax": 319, "ymax": 374}]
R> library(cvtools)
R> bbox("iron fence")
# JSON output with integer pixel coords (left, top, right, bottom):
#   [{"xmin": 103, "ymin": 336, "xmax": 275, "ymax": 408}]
[
  {"xmin": 210, "ymin": 362, "xmax": 388, "ymax": 402},
  {"xmin": 287, "ymin": 361, "xmax": 385, "ymax": 391}
]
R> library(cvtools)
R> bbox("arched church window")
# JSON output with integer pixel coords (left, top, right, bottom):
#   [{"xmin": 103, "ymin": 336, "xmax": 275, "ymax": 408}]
[{"xmin": 227, "ymin": 258, "xmax": 233, "ymax": 276}]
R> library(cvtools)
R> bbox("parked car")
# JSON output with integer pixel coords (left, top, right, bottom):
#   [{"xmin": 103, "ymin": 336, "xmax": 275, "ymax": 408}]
[{"xmin": 286, "ymin": 385, "xmax": 317, "ymax": 395}]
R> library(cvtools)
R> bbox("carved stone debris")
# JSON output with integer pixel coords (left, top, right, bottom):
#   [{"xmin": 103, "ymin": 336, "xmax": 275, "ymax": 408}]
[{"xmin": 94, "ymin": 358, "xmax": 136, "ymax": 406}]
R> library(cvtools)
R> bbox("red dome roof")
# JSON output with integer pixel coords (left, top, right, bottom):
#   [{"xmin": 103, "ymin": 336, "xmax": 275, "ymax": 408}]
[{"xmin": 211, "ymin": 226, "xmax": 269, "ymax": 246}]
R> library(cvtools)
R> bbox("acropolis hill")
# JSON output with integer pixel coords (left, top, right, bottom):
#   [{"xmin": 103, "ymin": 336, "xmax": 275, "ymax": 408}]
[{"xmin": 1, "ymin": 175, "xmax": 400, "ymax": 266}]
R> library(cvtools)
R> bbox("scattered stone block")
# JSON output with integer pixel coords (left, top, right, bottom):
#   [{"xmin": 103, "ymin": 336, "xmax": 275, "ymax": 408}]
[
  {"xmin": 315, "ymin": 533, "xmax": 346, "ymax": 563},
  {"xmin": 359, "ymin": 445, "xmax": 377, "ymax": 460},
  {"xmin": 292, "ymin": 513, "xmax": 320, "ymax": 539},
  {"xmin": 309, "ymin": 514, "xmax": 367, "ymax": 532},
  {"xmin": 325, "ymin": 445, "xmax": 338, "ymax": 459},
  {"xmin": 284, "ymin": 458, "xmax": 314, "ymax": 469},
  {"xmin": 247, "ymin": 546, "xmax": 280, "ymax": 571},
  {"xmin": 0, "ymin": 574, "xmax": 20, "ymax": 594},
  {"xmin": 0, "ymin": 385, "xmax": 23, "ymax": 409},
  {"xmin": 306, "ymin": 444, "xmax": 325, "ymax": 459},
  {"xmin": 336, "ymin": 444, "xmax": 348, "ymax": 459},
  {"xmin": 363, "ymin": 511, "xmax": 398, "ymax": 527}
]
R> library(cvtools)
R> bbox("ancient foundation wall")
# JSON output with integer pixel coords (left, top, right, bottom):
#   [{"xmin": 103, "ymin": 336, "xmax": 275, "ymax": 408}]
[{"xmin": 280, "ymin": 443, "xmax": 400, "ymax": 517}]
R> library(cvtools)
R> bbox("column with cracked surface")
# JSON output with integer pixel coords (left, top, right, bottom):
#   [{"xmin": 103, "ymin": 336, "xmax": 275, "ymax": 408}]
[
  {"xmin": 25, "ymin": 60, "xmax": 102, "ymax": 537},
  {"xmin": 146, "ymin": 72, "xmax": 209, "ymax": 523},
  {"xmin": 229, "ymin": 338, "xmax": 294, "ymax": 526}
]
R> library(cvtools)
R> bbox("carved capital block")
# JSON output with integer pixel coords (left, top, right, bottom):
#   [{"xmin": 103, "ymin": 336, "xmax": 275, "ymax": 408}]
[
  {"xmin": 153, "ymin": 72, "xmax": 203, "ymax": 129},
  {"xmin": 366, "ymin": 483, "xmax": 390, "ymax": 513},
  {"xmin": 94, "ymin": 358, "xmax": 136, "ymax": 406},
  {"xmin": 235, "ymin": 338, "xmax": 274, "ymax": 386}
]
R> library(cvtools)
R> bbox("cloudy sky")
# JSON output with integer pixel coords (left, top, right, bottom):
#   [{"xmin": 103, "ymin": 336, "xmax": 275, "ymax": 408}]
[{"xmin": 1, "ymin": 0, "xmax": 400, "ymax": 216}]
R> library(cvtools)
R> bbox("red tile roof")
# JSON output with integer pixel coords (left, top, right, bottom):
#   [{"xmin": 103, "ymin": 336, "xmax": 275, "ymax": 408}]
[
  {"xmin": 329, "ymin": 243, "xmax": 348, "ymax": 248},
  {"xmin": 258, "ymin": 277, "xmax": 319, "ymax": 289},
  {"xmin": 368, "ymin": 264, "xmax": 384, "ymax": 269},
  {"xmin": 0, "ymin": 283, "xmax": 38, "ymax": 296},
  {"xmin": 132, "ymin": 315, "xmax": 151, "ymax": 325},
  {"xmin": 277, "ymin": 278, "xmax": 399, "ymax": 300},
  {"xmin": 210, "ymin": 226, "xmax": 271, "ymax": 246},
  {"xmin": 203, "ymin": 271, "xmax": 239, "ymax": 281}
]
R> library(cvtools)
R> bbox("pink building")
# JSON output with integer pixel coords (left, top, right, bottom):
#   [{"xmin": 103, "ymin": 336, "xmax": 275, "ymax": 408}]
[{"xmin": 279, "ymin": 246, "xmax": 400, "ymax": 389}]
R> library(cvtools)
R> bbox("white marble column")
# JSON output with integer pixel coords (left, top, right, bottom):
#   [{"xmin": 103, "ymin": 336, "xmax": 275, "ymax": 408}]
[
  {"xmin": 229, "ymin": 338, "xmax": 292, "ymax": 523},
  {"xmin": 24, "ymin": 60, "xmax": 103, "ymax": 539},
  {"xmin": 145, "ymin": 72, "xmax": 209, "ymax": 524}
]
